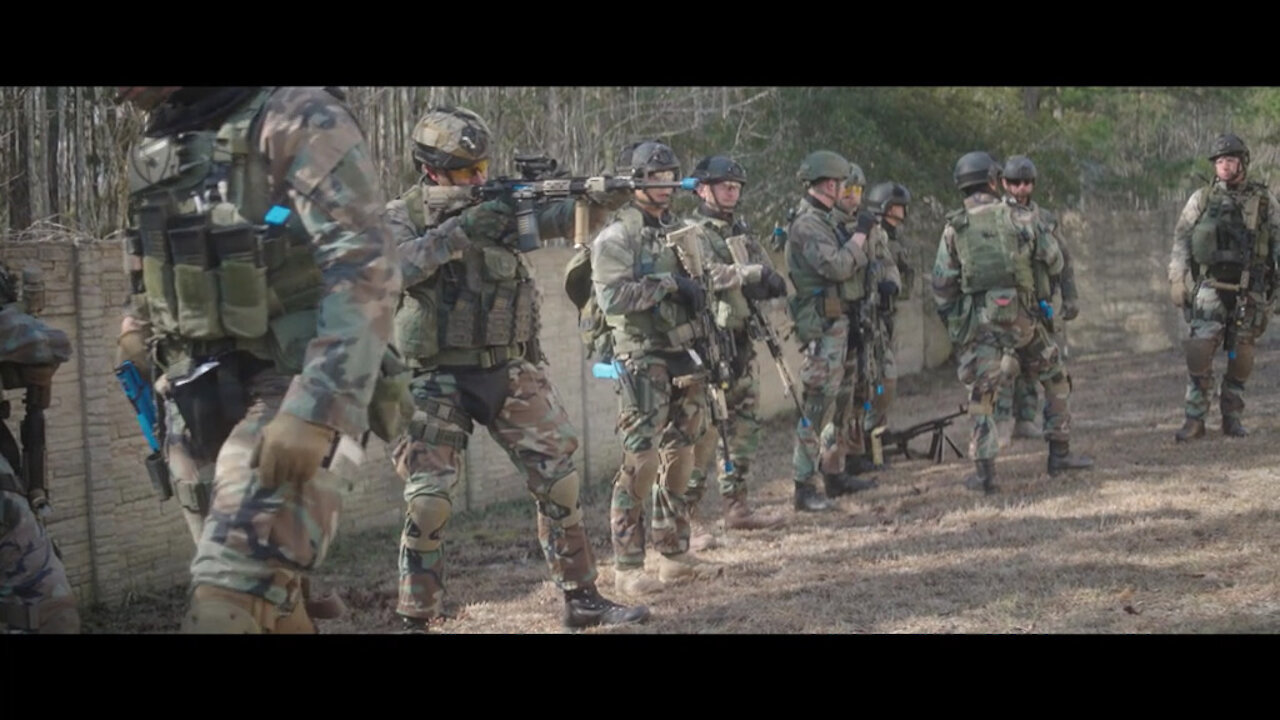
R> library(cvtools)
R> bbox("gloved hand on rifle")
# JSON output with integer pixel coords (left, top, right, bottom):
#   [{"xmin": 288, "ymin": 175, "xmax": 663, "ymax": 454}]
[
  {"xmin": 460, "ymin": 197, "xmax": 516, "ymax": 245},
  {"xmin": 251, "ymin": 410, "xmax": 337, "ymax": 490},
  {"xmin": 672, "ymin": 275, "xmax": 707, "ymax": 313},
  {"xmin": 1060, "ymin": 299, "xmax": 1079, "ymax": 321},
  {"xmin": 877, "ymin": 279, "xmax": 899, "ymax": 302},
  {"xmin": 854, "ymin": 211, "xmax": 877, "ymax": 236},
  {"xmin": 743, "ymin": 266, "xmax": 788, "ymax": 300}
]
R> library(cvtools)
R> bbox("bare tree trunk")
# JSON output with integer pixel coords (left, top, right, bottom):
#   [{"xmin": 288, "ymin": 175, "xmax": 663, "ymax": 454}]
[
  {"xmin": 8, "ymin": 87, "xmax": 32, "ymax": 231},
  {"xmin": 47, "ymin": 86, "xmax": 61, "ymax": 222}
]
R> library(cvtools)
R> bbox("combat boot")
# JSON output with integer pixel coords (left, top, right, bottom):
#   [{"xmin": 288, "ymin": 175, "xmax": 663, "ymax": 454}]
[
  {"xmin": 399, "ymin": 615, "xmax": 434, "ymax": 634},
  {"xmin": 794, "ymin": 482, "xmax": 833, "ymax": 512},
  {"xmin": 1174, "ymin": 417, "xmax": 1205, "ymax": 443},
  {"xmin": 688, "ymin": 506, "xmax": 720, "ymax": 551},
  {"xmin": 658, "ymin": 552, "xmax": 724, "ymax": 585},
  {"xmin": 1047, "ymin": 440, "xmax": 1094, "ymax": 475},
  {"xmin": 823, "ymin": 472, "xmax": 877, "ymax": 497},
  {"xmin": 614, "ymin": 567, "xmax": 664, "ymax": 596},
  {"xmin": 563, "ymin": 586, "xmax": 650, "ymax": 629},
  {"xmin": 1222, "ymin": 416, "xmax": 1249, "ymax": 437},
  {"xmin": 963, "ymin": 459, "xmax": 997, "ymax": 494},
  {"xmin": 846, "ymin": 453, "xmax": 882, "ymax": 475},
  {"xmin": 723, "ymin": 493, "xmax": 786, "ymax": 531},
  {"xmin": 1012, "ymin": 420, "xmax": 1043, "ymax": 440}
]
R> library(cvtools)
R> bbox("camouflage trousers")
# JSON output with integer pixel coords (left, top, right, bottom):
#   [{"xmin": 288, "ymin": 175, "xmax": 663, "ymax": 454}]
[
  {"xmin": 994, "ymin": 370, "xmax": 1041, "ymax": 425},
  {"xmin": 1, "ymin": 488, "xmax": 79, "ymax": 633},
  {"xmin": 189, "ymin": 369, "xmax": 352, "ymax": 612},
  {"xmin": 392, "ymin": 359, "xmax": 594, "ymax": 620},
  {"xmin": 792, "ymin": 317, "xmax": 860, "ymax": 485},
  {"xmin": 687, "ymin": 340, "xmax": 761, "ymax": 506},
  {"xmin": 955, "ymin": 301, "xmax": 1071, "ymax": 461},
  {"xmin": 611, "ymin": 351, "xmax": 707, "ymax": 569},
  {"xmin": 1182, "ymin": 286, "xmax": 1269, "ymax": 422}
]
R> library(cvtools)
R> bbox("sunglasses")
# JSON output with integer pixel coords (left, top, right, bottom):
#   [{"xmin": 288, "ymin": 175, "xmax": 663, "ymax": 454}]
[
  {"xmin": 840, "ymin": 184, "xmax": 864, "ymax": 200},
  {"xmin": 447, "ymin": 159, "xmax": 490, "ymax": 183}
]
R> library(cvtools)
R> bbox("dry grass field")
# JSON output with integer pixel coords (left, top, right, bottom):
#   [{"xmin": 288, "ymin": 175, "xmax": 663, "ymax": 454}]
[{"xmin": 83, "ymin": 341, "xmax": 1280, "ymax": 634}]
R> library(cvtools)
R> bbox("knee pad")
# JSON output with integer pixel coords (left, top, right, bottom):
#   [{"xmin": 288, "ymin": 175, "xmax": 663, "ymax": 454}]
[
  {"xmin": 1184, "ymin": 337, "xmax": 1216, "ymax": 375},
  {"xmin": 404, "ymin": 494, "xmax": 452, "ymax": 552},
  {"xmin": 1044, "ymin": 372, "xmax": 1071, "ymax": 401},
  {"xmin": 1226, "ymin": 342, "xmax": 1255, "ymax": 383},
  {"xmin": 618, "ymin": 448, "xmax": 660, "ymax": 499},
  {"xmin": 541, "ymin": 471, "xmax": 583, "ymax": 528},
  {"xmin": 660, "ymin": 447, "xmax": 694, "ymax": 497}
]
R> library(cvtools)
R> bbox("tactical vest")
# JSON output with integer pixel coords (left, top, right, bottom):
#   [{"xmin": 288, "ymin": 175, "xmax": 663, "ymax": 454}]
[
  {"xmin": 606, "ymin": 207, "xmax": 703, "ymax": 355},
  {"xmin": 947, "ymin": 202, "xmax": 1035, "ymax": 296},
  {"xmin": 392, "ymin": 183, "xmax": 539, "ymax": 369},
  {"xmin": 126, "ymin": 88, "xmax": 325, "ymax": 376},
  {"xmin": 695, "ymin": 214, "xmax": 752, "ymax": 332},
  {"xmin": 786, "ymin": 201, "xmax": 864, "ymax": 334},
  {"xmin": 1189, "ymin": 181, "xmax": 1270, "ymax": 284}
]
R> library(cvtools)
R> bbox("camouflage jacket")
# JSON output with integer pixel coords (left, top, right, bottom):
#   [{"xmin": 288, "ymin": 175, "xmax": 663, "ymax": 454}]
[
  {"xmin": 1168, "ymin": 177, "xmax": 1280, "ymax": 295},
  {"xmin": 690, "ymin": 205, "xmax": 770, "ymax": 332},
  {"xmin": 787, "ymin": 196, "xmax": 870, "ymax": 293},
  {"xmin": 386, "ymin": 181, "xmax": 579, "ymax": 289},
  {"xmin": 124, "ymin": 87, "xmax": 400, "ymax": 439},
  {"xmin": 932, "ymin": 191, "xmax": 1062, "ymax": 344},
  {"xmin": 1006, "ymin": 196, "xmax": 1078, "ymax": 304}
]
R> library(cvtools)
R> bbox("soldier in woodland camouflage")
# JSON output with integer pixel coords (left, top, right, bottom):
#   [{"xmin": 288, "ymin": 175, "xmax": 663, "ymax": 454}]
[
  {"xmin": 113, "ymin": 87, "xmax": 404, "ymax": 633},
  {"xmin": 932, "ymin": 151, "xmax": 1092, "ymax": 493},
  {"xmin": 784, "ymin": 151, "xmax": 880, "ymax": 512},
  {"xmin": 851, "ymin": 181, "xmax": 912, "ymax": 472},
  {"xmin": 1168, "ymin": 133, "xmax": 1280, "ymax": 442},
  {"xmin": 993, "ymin": 155, "xmax": 1080, "ymax": 446},
  {"xmin": 680, "ymin": 155, "xmax": 788, "ymax": 552},
  {"xmin": 386, "ymin": 106, "xmax": 646, "ymax": 631},
  {"xmin": 593, "ymin": 140, "xmax": 764, "ymax": 594},
  {"xmin": 0, "ymin": 265, "xmax": 79, "ymax": 633}
]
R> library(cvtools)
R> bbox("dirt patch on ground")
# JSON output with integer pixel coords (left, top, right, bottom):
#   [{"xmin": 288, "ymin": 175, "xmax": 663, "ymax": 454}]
[{"xmin": 83, "ymin": 340, "xmax": 1280, "ymax": 633}]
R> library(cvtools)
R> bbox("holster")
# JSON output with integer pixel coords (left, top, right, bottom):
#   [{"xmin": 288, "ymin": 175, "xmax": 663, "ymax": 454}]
[{"xmin": 168, "ymin": 352, "xmax": 265, "ymax": 460}]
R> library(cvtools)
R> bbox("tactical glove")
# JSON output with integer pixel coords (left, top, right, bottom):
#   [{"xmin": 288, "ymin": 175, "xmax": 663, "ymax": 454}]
[
  {"xmin": 744, "ymin": 267, "xmax": 788, "ymax": 299},
  {"xmin": 854, "ymin": 211, "xmax": 877, "ymax": 235},
  {"xmin": 251, "ymin": 411, "xmax": 338, "ymax": 490},
  {"xmin": 672, "ymin": 275, "xmax": 707, "ymax": 313},
  {"xmin": 877, "ymin": 280, "xmax": 899, "ymax": 299},
  {"xmin": 1060, "ymin": 299, "xmax": 1079, "ymax": 321},
  {"xmin": 460, "ymin": 198, "xmax": 516, "ymax": 244}
]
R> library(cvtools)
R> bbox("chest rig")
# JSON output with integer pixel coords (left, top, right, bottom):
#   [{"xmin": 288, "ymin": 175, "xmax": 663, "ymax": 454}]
[
  {"xmin": 1190, "ymin": 182, "xmax": 1270, "ymax": 284},
  {"xmin": 125, "ymin": 88, "xmax": 323, "ymax": 376},
  {"xmin": 393, "ymin": 183, "xmax": 539, "ymax": 369},
  {"xmin": 697, "ymin": 214, "xmax": 752, "ymax": 332},
  {"xmin": 607, "ymin": 206, "xmax": 703, "ymax": 355}
]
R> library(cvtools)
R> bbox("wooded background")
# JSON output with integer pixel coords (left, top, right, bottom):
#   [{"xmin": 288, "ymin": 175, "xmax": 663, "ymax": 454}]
[{"xmin": 4, "ymin": 86, "xmax": 1278, "ymax": 242}]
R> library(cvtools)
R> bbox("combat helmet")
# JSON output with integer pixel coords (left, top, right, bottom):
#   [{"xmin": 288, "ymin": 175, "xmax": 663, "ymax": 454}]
[{"xmin": 412, "ymin": 105, "xmax": 492, "ymax": 170}]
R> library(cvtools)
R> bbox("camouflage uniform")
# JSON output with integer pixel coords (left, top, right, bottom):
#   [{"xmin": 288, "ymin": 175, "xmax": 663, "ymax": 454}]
[
  {"xmin": 862, "ymin": 217, "xmax": 913, "ymax": 437},
  {"xmin": 831, "ymin": 206, "xmax": 901, "ymax": 472},
  {"xmin": 593, "ymin": 188, "xmax": 732, "ymax": 592},
  {"xmin": 116, "ymin": 87, "xmax": 401, "ymax": 633},
  {"xmin": 785, "ymin": 173, "xmax": 880, "ymax": 510},
  {"xmin": 682, "ymin": 181, "xmax": 788, "ymax": 539},
  {"xmin": 0, "ymin": 275, "xmax": 79, "ymax": 634},
  {"xmin": 1167, "ymin": 137, "xmax": 1280, "ymax": 440},
  {"xmin": 933, "ymin": 158, "xmax": 1091, "ymax": 491},
  {"xmin": 388, "ymin": 106, "xmax": 645, "ymax": 630}
]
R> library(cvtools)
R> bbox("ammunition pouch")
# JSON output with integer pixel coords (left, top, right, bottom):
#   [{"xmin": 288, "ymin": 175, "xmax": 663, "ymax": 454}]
[
  {"xmin": 168, "ymin": 351, "xmax": 268, "ymax": 459},
  {"xmin": 146, "ymin": 450, "xmax": 173, "ymax": 502},
  {"xmin": 1206, "ymin": 249, "xmax": 1246, "ymax": 285}
]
